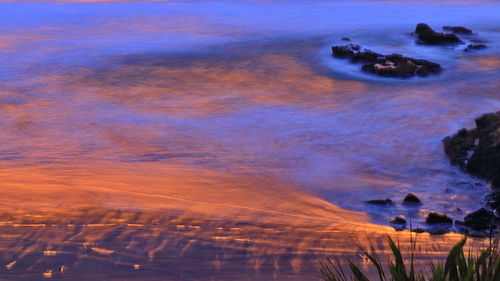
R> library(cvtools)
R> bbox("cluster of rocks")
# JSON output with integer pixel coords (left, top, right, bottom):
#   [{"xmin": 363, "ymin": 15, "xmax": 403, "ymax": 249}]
[
  {"xmin": 367, "ymin": 112, "xmax": 500, "ymax": 235},
  {"xmin": 415, "ymin": 23, "xmax": 462, "ymax": 45},
  {"xmin": 331, "ymin": 23, "xmax": 488, "ymax": 79},
  {"xmin": 365, "ymin": 193, "xmax": 422, "ymax": 207},
  {"xmin": 414, "ymin": 23, "xmax": 487, "ymax": 52},
  {"xmin": 366, "ymin": 192, "xmax": 497, "ymax": 235},
  {"xmin": 443, "ymin": 111, "xmax": 500, "ymax": 234},
  {"xmin": 331, "ymin": 44, "xmax": 441, "ymax": 78},
  {"xmin": 443, "ymin": 111, "xmax": 500, "ymax": 189}
]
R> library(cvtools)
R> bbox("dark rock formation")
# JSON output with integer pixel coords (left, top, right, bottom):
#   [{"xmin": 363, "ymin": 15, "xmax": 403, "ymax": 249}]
[
  {"xmin": 443, "ymin": 111, "xmax": 500, "ymax": 188},
  {"xmin": 443, "ymin": 128, "xmax": 478, "ymax": 168},
  {"xmin": 403, "ymin": 193, "xmax": 422, "ymax": 204},
  {"xmin": 414, "ymin": 23, "xmax": 462, "ymax": 45},
  {"xmin": 390, "ymin": 216, "xmax": 407, "ymax": 224},
  {"xmin": 365, "ymin": 199, "xmax": 393, "ymax": 205},
  {"xmin": 332, "ymin": 44, "xmax": 382, "ymax": 63},
  {"xmin": 487, "ymin": 192, "xmax": 500, "ymax": 212},
  {"xmin": 464, "ymin": 208, "xmax": 496, "ymax": 230},
  {"xmin": 442, "ymin": 26, "xmax": 473, "ymax": 35},
  {"xmin": 464, "ymin": 44, "xmax": 487, "ymax": 52},
  {"xmin": 426, "ymin": 212, "xmax": 453, "ymax": 224},
  {"xmin": 332, "ymin": 44, "xmax": 441, "ymax": 78},
  {"xmin": 341, "ymin": 37, "xmax": 351, "ymax": 42},
  {"xmin": 427, "ymin": 228, "xmax": 450, "ymax": 235}
]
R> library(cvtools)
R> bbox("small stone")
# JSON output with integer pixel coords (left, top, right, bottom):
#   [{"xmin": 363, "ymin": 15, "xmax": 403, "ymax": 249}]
[
  {"xmin": 341, "ymin": 37, "xmax": 351, "ymax": 42},
  {"xmin": 464, "ymin": 208, "xmax": 496, "ymax": 230},
  {"xmin": 365, "ymin": 199, "xmax": 393, "ymax": 205},
  {"xmin": 412, "ymin": 228, "xmax": 426, "ymax": 233},
  {"xmin": 428, "ymin": 228, "xmax": 450, "ymax": 235},
  {"xmin": 464, "ymin": 44, "xmax": 487, "ymax": 52},
  {"xmin": 442, "ymin": 26, "xmax": 473, "ymax": 35},
  {"xmin": 403, "ymin": 193, "xmax": 422, "ymax": 204},
  {"xmin": 390, "ymin": 216, "xmax": 407, "ymax": 224},
  {"xmin": 426, "ymin": 212, "xmax": 453, "ymax": 224}
]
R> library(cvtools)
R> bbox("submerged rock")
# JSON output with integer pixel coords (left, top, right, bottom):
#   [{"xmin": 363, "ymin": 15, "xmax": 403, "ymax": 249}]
[
  {"xmin": 402, "ymin": 193, "xmax": 422, "ymax": 204},
  {"xmin": 443, "ymin": 111, "xmax": 500, "ymax": 188},
  {"xmin": 365, "ymin": 199, "xmax": 393, "ymax": 205},
  {"xmin": 464, "ymin": 44, "xmax": 487, "ymax": 52},
  {"xmin": 414, "ymin": 23, "xmax": 462, "ymax": 45},
  {"xmin": 331, "ymin": 45, "xmax": 441, "ymax": 78},
  {"xmin": 412, "ymin": 228, "xmax": 426, "ymax": 233},
  {"xmin": 464, "ymin": 208, "xmax": 496, "ymax": 230},
  {"xmin": 341, "ymin": 37, "xmax": 351, "ymax": 42},
  {"xmin": 442, "ymin": 26, "xmax": 473, "ymax": 35},
  {"xmin": 426, "ymin": 212, "xmax": 453, "ymax": 224}
]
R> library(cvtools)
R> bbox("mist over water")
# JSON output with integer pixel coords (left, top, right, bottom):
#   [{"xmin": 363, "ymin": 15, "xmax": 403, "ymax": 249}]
[{"xmin": 0, "ymin": 0, "xmax": 499, "ymax": 280}]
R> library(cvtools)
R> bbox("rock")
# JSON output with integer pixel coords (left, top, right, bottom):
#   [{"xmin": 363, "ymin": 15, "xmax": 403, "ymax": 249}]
[
  {"xmin": 443, "ymin": 111, "xmax": 500, "ymax": 188},
  {"xmin": 332, "ymin": 44, "xmax": 441, "ymax": 78},
  {"xmin": 403, "ymin": 193, "xmax": 422, "ymax": 204},
  {"xmin": 415, "ymin": 23, "xmax": 434, "ymax": 34},
  {"xmin": 442, "ymin": 26, "xmax": 473, "ymax": 35},
  {"xmin": 486, "ymin": 192, "xmax": 500, "ymax": 212},
  {"xmin": 464, "ymin": 44, "xmax": 487, "ymax": 52},
  {"xmin": 414, "ymin": 23, "xmax": 462, "ymax": 45},
  {"xmin": 428, "ymin": 228, "xmax": 450, "ymax": 235},
  {"xmin": 341, "ymin": 37, "xmax": 351, "ymax": 42},
  {"xmin": 464, "ymin": 208, "xmax": 496, "ymax": 230},
  {"xmin": 362, "ymin": 54, "xmax": 441, "ymax": 78},
  {"xmin": 332, "ymin": 44, "xmax": 361, "ymax": 58},
  {"xmin": 365, "ymin": 199, "xmax": 393, "ymax": 205},
  {"xmin": 332, "ymin": 44, "xmax": 382, "ymax": 63},
  {"xmin": 426, "ymin": 212, "xmax": 453, "ymax": 224},
  {"xmin": 443, "ymin": 128, "xmax": 478, "ymax": 168},
  {"xmin": 390, "ymin": 216, "xmax": 407, "ymax": 224}
]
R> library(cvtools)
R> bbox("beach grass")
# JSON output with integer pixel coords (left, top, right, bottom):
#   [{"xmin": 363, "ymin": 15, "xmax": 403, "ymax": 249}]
[{"xmin": 319, "ymin": 235, "xmax": 499, "ymax": 281}]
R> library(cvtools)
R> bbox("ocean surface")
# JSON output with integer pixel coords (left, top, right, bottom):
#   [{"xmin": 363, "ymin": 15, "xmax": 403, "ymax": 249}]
[{"xmin": 0, "ymin": 0, "xmax": 499, "ymax": 280}]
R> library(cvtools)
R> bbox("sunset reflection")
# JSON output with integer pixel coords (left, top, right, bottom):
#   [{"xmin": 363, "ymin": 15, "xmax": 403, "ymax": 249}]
[{"xmin": 0, "ymin": 0, "xmax": 499, "ymax": 280}]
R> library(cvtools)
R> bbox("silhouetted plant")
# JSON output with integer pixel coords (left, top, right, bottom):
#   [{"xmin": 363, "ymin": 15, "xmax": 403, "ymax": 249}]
[{"xmin": 319, "ymin": 235, "xmax": 499, "ymax": 281}]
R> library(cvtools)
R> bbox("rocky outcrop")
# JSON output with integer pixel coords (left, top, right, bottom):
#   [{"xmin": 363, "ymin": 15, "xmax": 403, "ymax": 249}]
[
  {"xmin": 443, "ymin": 111, "xmax": 500, "ymax": 188},
  {"xmin": 415, "ymin": 23, "xmax": 462, "ymax": 45},
  {"xmin": 331, "ymin": 44, "xmax": 441, "ymax": 78},
  {"xmin": 444, "ymin": 112, "xmax": 500, "ymax": 231}
]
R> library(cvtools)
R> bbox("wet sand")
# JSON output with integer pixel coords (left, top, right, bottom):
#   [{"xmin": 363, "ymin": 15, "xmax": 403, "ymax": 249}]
[{"xmin": 0, "ymin": 0, "xmax": 499, "ymax": 280}]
